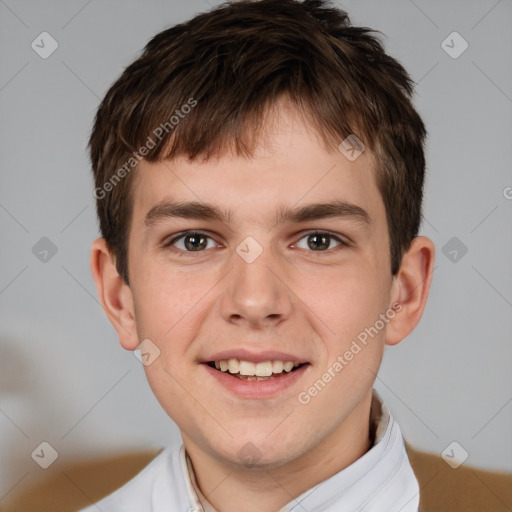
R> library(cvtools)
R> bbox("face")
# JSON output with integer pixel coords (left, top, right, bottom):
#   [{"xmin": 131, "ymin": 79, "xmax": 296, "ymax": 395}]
[{"xmin": 125, "ymin": 104, "xmax": 397, "ymax": 470}]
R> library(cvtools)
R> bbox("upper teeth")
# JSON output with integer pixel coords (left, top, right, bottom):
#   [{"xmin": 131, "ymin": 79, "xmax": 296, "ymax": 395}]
[{"xmin": 214, "ymin": 359, "xmax": 300, "ymax": 376}]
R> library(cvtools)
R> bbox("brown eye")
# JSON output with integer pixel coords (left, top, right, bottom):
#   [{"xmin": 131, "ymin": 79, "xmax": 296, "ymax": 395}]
[
  {"xmin": 307, "ymin": 233, "xmax": 330, "ymax": 251},
  {"xmin": 295, "ymin": 231, "xmax": 346, "ymax": 251},
  {"xmin": 166, "ymin": 231, "xmax": 216, "ymax": 252},
  {"xmin": 185, "ymin": 233, "xmax": 207, "ymax": 251}
]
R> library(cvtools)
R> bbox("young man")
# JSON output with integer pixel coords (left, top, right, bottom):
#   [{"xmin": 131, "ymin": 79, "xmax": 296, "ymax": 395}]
[{"xmin": 85, "ymin": 0, "xmax": 434, "ymax": 510}]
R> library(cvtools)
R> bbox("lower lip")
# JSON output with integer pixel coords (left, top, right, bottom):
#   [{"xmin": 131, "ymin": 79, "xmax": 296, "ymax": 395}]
[{"xmin": 202, "ymin": 363, "xmax": 310, "ymax": 399}]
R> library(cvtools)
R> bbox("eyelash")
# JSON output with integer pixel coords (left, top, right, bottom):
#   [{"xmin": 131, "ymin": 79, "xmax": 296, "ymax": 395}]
[{"xmin": 162, "ymin": 230, "xmax": 349, "ymax": 256}]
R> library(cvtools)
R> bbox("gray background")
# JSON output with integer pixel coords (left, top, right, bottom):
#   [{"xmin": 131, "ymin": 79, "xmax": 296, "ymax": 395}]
[{"xmin": 1, "ymin": 0, "xmax": 511, "ymax": 502}]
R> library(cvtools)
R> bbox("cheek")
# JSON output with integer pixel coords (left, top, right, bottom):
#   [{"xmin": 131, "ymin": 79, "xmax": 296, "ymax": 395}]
[
  {"xmin": 303, "ymin": 270, "xmax": 388, "ymax": 405},
  {"xmin": 131, "ymin": 259, "xmax": 207, "ymax": 338},
  {"xmin": 309, "ymin": 261, "xmax": 390, "ymax": 337}
]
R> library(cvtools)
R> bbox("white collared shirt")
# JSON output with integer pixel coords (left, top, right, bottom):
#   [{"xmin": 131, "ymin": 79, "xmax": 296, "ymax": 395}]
[{"xmin": 81, "ymin": 391, "xmax": 419, "ymax": 512}]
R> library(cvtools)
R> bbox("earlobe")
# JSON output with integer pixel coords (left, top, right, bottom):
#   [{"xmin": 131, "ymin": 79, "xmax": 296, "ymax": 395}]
[
  {"xmin": 385, "ymin": 236, "xmax": 435, "ymax": 346},
  {"xmin": 90, "ymin": 237, "xmax": 139, "ymax": 350}
]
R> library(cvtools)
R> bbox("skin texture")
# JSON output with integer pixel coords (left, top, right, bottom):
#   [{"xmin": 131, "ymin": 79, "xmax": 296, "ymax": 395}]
[{"xmin": 91, "ymin": 102, "xmax": 435, "ymax": 512}]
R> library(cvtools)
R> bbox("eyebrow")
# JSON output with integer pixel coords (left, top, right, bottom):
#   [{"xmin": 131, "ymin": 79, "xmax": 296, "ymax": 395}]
[
  {"xmin": 144, "ymin": 200, "xmax": 372, "ymax": 228},
  {"xmin": 145, "ymin": 201, "xmax": 232, "ymax": 227}
]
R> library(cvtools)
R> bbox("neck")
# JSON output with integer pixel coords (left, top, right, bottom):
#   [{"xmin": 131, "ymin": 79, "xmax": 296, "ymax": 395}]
[{"xmin": 183, "ymin": 393, "xmax": 373, "ymax": 512}]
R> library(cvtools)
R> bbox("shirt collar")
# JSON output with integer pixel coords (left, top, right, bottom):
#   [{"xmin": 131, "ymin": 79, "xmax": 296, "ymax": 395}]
[
  {"xmin": 180, "ymin": 390, "xmax": 417, "ymax": 512},
  {"xmin": 183, "ymin": 448, "xmax": 217, "ymax": 512}
]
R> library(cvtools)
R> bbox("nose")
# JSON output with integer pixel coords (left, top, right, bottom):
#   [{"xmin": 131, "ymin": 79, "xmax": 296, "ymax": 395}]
[{"xmin": 218, "ymin": 241, "xmax": 293, "ymax": 329}]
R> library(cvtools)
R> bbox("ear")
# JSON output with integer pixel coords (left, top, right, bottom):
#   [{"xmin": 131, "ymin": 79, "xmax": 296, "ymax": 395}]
[
  {"xmin": 90, "ymin": 237, "xmax": 139, "ymax": 350},
  {"xmin": 385, "ymin": 236, "xmax": 435, "ymax": 346}
]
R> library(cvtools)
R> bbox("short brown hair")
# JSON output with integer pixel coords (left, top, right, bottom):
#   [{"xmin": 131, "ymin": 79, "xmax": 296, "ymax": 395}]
[{"xmin": 89, "ymin": 0, "xmax": 426, "ymax": 284}]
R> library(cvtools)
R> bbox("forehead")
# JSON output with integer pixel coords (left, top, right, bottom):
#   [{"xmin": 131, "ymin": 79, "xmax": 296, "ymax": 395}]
[{"xmin": 130, "ymin": 104, "xmax": 384, "ymax": 228}]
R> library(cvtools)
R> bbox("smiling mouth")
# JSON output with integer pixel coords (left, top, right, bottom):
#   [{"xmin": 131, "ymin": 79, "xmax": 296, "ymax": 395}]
[{"xmin": 206, "ymin": 361, "xmax": 309, "ymax": 381}]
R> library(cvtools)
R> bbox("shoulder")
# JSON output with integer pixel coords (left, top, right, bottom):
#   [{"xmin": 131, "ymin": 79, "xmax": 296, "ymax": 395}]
[{"xmin": 79, "ymin": 445, "xmax": 179, "ymax": 512}]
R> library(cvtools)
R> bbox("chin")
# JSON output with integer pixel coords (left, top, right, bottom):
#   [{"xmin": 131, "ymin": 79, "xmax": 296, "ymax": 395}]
[{"xmin": 207, "ymin": 432, "xmax": 307, "ymax": 471}]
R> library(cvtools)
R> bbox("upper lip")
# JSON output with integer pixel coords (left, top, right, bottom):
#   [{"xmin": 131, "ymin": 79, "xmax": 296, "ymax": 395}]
[{"xmin": 201, "ymin": 349, "xmax": 309, "ymax": 365}]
